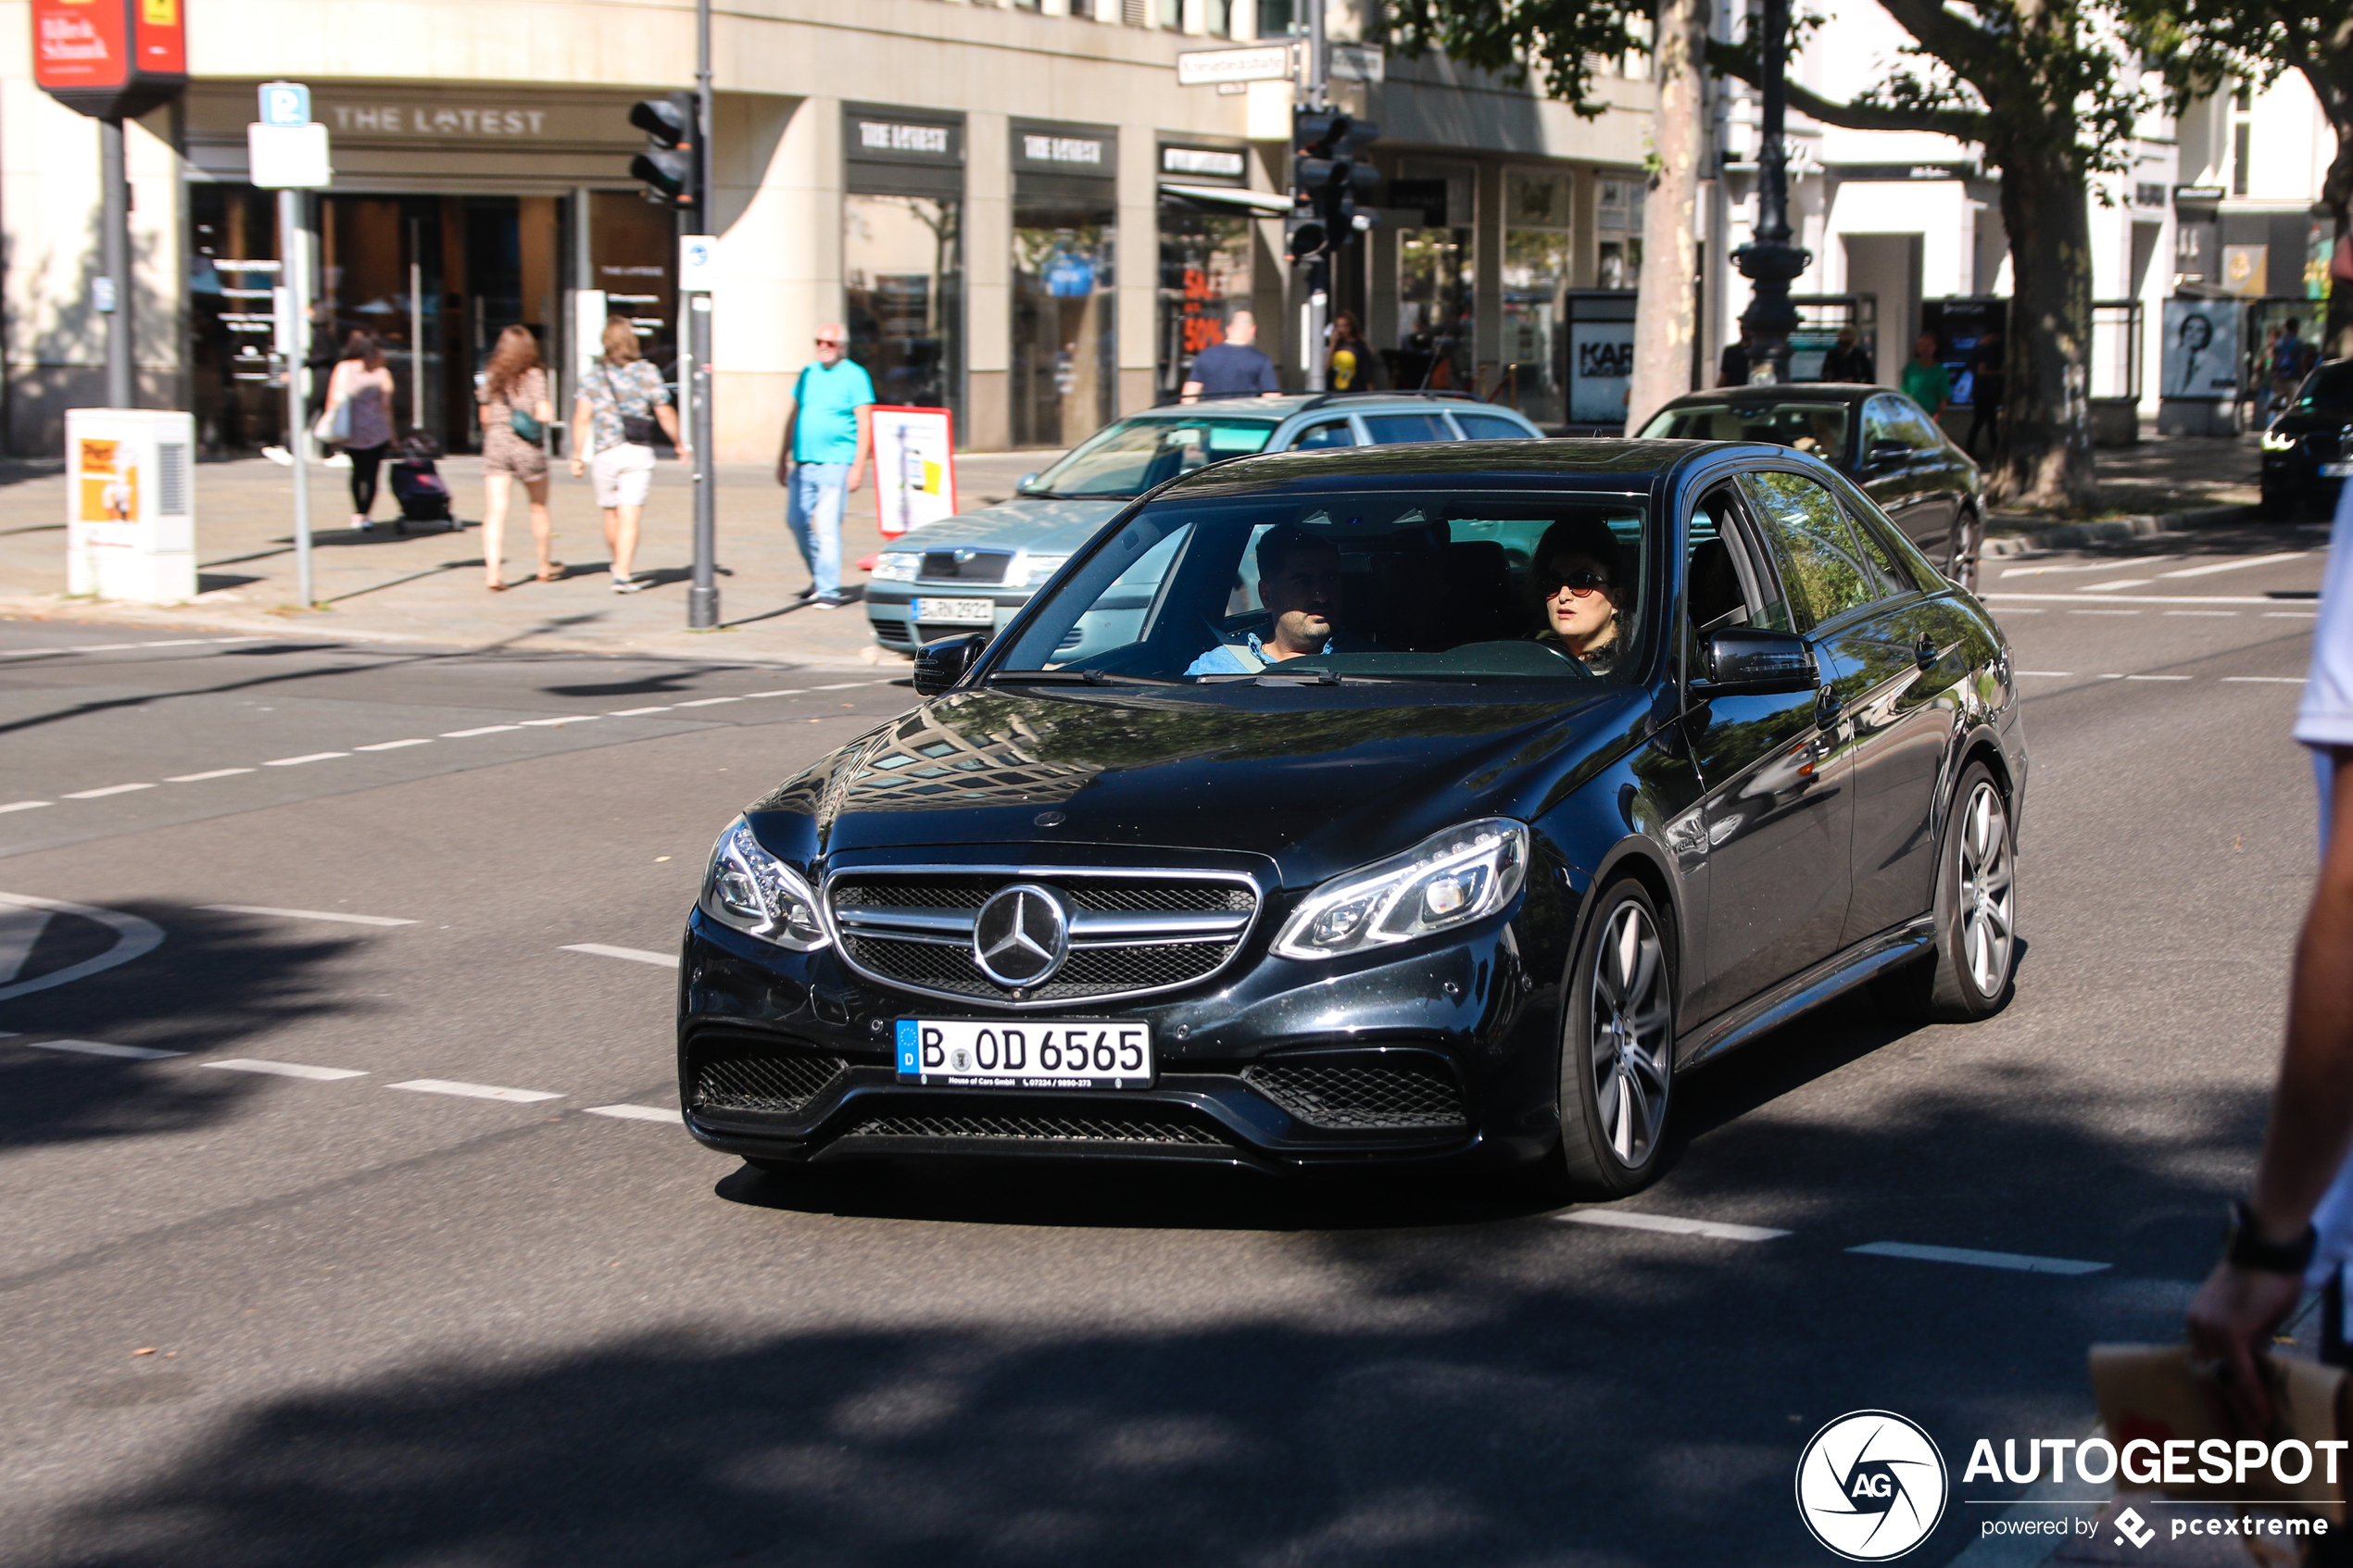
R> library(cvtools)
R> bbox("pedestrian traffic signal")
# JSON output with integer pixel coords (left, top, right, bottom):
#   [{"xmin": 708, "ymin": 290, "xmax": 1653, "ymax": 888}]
[
  {"xmin": 1288, "ymin": 109, "xmax": 1379, "ymax": 261},
  {"xmin": 628, "ymin": 91, "xmax": 701, "ymax": 212}
]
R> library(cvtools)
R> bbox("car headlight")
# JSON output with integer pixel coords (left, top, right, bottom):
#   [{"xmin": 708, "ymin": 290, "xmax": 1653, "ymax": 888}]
[
  {"xmin": 2262, "ymin": 430, "xmax": 2299, "ymax": 452},
  {"xmin": 699, "ymin": 819, "xmax": 828, "ymax": 950},
  {"xmin": 1025, "ymin": 553, "xmax": 1071, "ymax": 586},
  {"xmin": 1274, "ymin": 819, "xmax": 1529, "ymax": 960},
  {"xmin": 871, "ymin": 552, "xmax": 920, "ymax": 582}
]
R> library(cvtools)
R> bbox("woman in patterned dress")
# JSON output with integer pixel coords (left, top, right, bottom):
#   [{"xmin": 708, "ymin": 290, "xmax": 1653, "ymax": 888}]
[
  {"xmin": 476, "ymin": 325, "xmax": 558, "ymax": 590},
  {"xmin": 568, "ymin": 315, "xmax": 680, "ymax": 593},
  {"xmin": 324, "ymin": 332, "xmax": 396, "ymax": 532}
]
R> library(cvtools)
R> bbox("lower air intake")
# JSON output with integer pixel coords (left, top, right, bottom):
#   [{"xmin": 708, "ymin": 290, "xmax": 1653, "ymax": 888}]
[
  {"xmin": 847, "ymin": 1110, "xmax": 1224, "ymax": 1146},
  {"xmin": 1243, "ymin": 1060, "xmax": 1469, "ymax": 1130},
  {"xmin": 693, "ymin": 1053, "xmax": 848, "ymax": 1114}
]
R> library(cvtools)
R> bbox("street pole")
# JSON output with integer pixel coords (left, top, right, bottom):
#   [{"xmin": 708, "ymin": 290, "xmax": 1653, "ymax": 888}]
[
  {"xmin": 1300, "ymin": 0, "xmax": 1329, "ymax": 394},
  {"xmin": 1730, "ymin": 0, "xmax": 1808, "ymax": 384},
  {"xmin": 279, "ymin": 188, "xmax": 315, "ymax": 608},
  {"xmin": 99, "ymin": 116, "xmax": 133, "ymax": 408},
  {"xmin": 686, "ymin": 0, "xmax": 719, "ymax": 630}
]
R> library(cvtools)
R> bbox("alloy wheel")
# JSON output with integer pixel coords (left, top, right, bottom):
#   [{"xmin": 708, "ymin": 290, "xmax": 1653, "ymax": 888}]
[
  {"xmin": 1956, "ymin": 780, "xmax": 2014, "ymax": 997},
  {"xmin": 1588, "ymin": 901, "xmax": 1671, "ymax": 1167}
]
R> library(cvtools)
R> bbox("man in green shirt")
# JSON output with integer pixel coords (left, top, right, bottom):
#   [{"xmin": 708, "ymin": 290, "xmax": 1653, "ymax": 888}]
[{"xmin": 1900, "ymin": 332, "xmax": 1953, "ymax": 419}]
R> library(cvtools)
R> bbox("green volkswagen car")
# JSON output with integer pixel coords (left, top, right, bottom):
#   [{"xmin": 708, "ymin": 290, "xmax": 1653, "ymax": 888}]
[{"xmin": 865, "ymin": 392, "xmax": 1544, "ymax": 656}]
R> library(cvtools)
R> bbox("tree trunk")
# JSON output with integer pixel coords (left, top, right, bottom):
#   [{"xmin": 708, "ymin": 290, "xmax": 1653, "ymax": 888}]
[
  {"xmin": 1624, "ymin": 0, "xmax": 1707, "ymax": 433},
  {"xmin": 1991, "ymin": 139, "xmax": 2098, "ymax": 510}
]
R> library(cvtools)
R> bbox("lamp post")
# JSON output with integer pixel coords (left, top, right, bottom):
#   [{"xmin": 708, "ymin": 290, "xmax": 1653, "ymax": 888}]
[{"xmin": 1730, "ymin": 0, "xmax": 1809, "ymax": 383}]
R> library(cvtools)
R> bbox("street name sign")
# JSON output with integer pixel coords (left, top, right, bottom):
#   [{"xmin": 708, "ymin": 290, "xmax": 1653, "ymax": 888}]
[{"xmin": 1176, "ymin": 44, "xmax": 1292, "ymax": 87}]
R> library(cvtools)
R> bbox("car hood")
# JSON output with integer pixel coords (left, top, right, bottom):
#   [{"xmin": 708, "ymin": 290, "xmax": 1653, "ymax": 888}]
[
  {"xmin": 749, "ymin": 684, "xmax": 1642, "ymax": 886},
  {"xmin": 2271, "ymin": 408, "xmax": 2353, "ymax": 433},
  {"xmin": 888, "ymin": 496, "xmax": 1132, "ymax": 555}
]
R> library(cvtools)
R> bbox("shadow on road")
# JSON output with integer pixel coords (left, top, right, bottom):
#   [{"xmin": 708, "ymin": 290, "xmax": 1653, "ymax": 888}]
[{"xmin": 0, "ymin": 904, "xmax": 367, "ymax": 1153}]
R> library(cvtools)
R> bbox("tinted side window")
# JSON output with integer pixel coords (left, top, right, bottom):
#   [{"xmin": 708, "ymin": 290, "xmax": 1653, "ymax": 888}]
[
  {"xmin": 1688, "ymin": 485, "xmax": 1794, "ymax": 634},
  {"xmin": 1738, "ymin": 470, "xmax": 1885, "ymax": 629},
  {"xmin": 1861, "ymin": 395, "xmax": 1907, "ymax": 458},
  {"xmin": 1891, "ymin": 401, "xmax": 1945, "ymax": 451},
  {"xmin": 1289, "ymin": 420, "xmax": 1355, "ymax": 450},
  {"xmin": 1841, "ymin": 501, "xmax": 1918, "ymax": 592},
  {"xmin": 1362, "ymin": 413, "xmax": 1454, "ymax": 445},
  {"xmin": 1454, "ymin": 412, "xmax": 1533, "ymax": 440}
]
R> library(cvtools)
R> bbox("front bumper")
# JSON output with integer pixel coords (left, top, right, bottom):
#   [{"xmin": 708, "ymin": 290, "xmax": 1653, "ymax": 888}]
[
  {"xmin": 676, "ymin": 902, "xmax": 1566, "ymax": 1174},
  {"xmin": 863, "ymin": 586, "xmax": 1034, "ymax": 651}
]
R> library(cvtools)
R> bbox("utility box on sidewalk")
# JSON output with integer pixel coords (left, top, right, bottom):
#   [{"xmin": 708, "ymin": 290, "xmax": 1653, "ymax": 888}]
[{"xmin": 65, "ymin": 408, "xmax": 195, "ymax": 602}]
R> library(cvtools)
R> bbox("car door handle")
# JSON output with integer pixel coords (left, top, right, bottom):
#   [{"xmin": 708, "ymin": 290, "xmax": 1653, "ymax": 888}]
[{"xmin": 1914, "ymin": 635, "xmax": 1938, "ymax": 671}]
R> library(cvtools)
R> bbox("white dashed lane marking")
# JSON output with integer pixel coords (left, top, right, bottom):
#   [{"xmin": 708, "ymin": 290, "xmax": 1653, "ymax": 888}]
[
  {"xmin": 440, "ymin": 725, "xmax": 521, "ymax": 738},
  {"xmin": 166, "ymin": 768, "xmax": 255, "ymax": 783},
  {"xmin": 561, "ymin": 943, "xmax": 681, "ymax": 968},
  {"xmin": 2224, "ymin": 676, "xmax": 2306, "ymax": 684},
  {"xmin": 62, "ymin": 784, "xmax": 154, "ymax": 799},
  {"xmin": 26, "ymin": 1038, "xmax": 183, "ymax": 1060},
  {"xmin": 2159, "ymin": 551, "xmax": 2308, "ymax": 579},
  {"xmin": 1847, "ymin": 1241, "xmax": 2108, "ymax": 1275},
  {"xmin": 606, "ymin": 706, "xmax": 672, "ymax": 716},
  {"xmin": 262, "ymin": 752, "xmax": 348, "ymax": 767},
  {"xmin": 354, "ymin": 738, "xmax": 433, "ymax": 751},
  {"xmin": 0, "ymin": 801, "xmax": 54, "ymax": 814},
  {"xmin": 519, "ymin": 715, "xmax": 598, "ymax": 727},
  {"xmin": 1561, "ymin": 1210, "xmax": 1791, "ymax": 1243},
  {"xmin": 199, "ymin": 905, "xmax": 418, "ymax": 927},
  {"xmin": 585, "ymin": 1104, "xmax": 683, "ymax": 1123},
  {"xmin": 2076, "ymin": 580, "xmax": 2151, "ymax": 593},
  {"xmin": 389, "ymin": 1079, "xmax": 562, "ymax": 1104},
  {"xmin": 674, "ymin": 696, "xmax": 740, "ymax": 708},
  {"xmin": 204, "ymin": 1058, "xmax": 368, "ymax": 1081}
]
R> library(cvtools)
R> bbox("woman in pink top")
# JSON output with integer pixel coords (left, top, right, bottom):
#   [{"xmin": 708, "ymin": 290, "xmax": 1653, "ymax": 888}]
[{"xmin": 324, "ymin": 332, "xmax": 396, "ymax": 532}]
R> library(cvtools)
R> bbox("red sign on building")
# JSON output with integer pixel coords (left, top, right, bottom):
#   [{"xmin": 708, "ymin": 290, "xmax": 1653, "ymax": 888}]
[{"xmin": 33, "ymin": 0, "xmax": 185, "ymax": 119}]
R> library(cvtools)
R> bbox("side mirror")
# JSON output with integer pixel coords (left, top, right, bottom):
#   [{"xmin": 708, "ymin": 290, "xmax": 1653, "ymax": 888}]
[
  {"xmin": 1696, "ymin": 627, "xmax": 1818, "ymax": 696},
  {"xmin": 1014, "ymin": 471, "xmax": 1041, "ymax": 492},
  {"xmin": 913, "ymin": 632, "xmax": 988, "ymax": 696}
]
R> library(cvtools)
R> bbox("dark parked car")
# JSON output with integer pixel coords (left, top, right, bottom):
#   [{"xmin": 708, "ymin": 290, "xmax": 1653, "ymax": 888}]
[
  {"xmin": 681, "ymin": 441, "xmax": 2026, "ymax": 1195},
  {"xmin": 1638, "ymin": 384, "xmax": 1984, "ymax": 589},
  {"xmin": 2262, "ymin": 358, "xmax": 2353, "ymax": 519}
]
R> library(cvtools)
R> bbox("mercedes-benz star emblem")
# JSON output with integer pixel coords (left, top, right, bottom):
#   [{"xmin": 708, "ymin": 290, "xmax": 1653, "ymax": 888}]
[{"xmin": 972, "ymin": 884, "xmax": 1071, "ymax": 988}]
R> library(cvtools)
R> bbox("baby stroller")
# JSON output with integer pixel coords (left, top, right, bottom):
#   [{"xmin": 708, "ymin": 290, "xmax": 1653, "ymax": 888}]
[{"xmin": 387, "ymin": 434, "xmax": 460, "ymax": 534}]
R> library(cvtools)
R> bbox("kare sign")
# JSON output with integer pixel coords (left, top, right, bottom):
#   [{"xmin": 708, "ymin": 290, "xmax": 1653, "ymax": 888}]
[{"xmin": 33, "ymin": 0, "xmax": 185, "ymax": 119}]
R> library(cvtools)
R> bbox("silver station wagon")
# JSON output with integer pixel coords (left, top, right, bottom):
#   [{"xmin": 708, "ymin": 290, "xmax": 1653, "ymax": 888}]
[{"xmin": 864, "ymin": 391, "xmax": 1545, "ymax": 655}]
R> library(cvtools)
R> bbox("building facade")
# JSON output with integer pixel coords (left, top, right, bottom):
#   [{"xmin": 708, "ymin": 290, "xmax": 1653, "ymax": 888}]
[{"xmin": 0, "ymin": 0, "xmax": 1658, "ymax": 461}]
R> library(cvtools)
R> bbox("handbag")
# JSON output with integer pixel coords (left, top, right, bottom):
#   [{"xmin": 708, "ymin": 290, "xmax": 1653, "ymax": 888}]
[
  {"xmin": 509, "ymin": 405, "xmax": 545, "ymax": 444},
  {"xmin": 598, "ymin": 363, "xmax": 660, "ymax": 446},
  {"xmin": 312, "ymin": 394, "xmax": 350, "ymax": 445}
]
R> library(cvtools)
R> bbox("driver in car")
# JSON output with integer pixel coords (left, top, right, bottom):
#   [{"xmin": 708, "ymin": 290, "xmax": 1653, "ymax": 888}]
[
  {"xmin": 1530, "ymin": 518, "xmax": 1629, "ymax": 676},
  {"xmin": 1188, "ymin": 524, "xmax": 1370, "ymax": 675}
]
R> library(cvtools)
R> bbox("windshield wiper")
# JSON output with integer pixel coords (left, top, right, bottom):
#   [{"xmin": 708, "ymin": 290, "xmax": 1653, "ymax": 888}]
[{"xmin": 988, "ymin": 670, "xmax": 1186, "ymax": 687}]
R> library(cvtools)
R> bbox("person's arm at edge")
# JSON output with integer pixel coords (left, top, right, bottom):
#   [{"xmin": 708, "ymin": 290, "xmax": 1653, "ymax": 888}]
[
  {"xmin": 1180, "ymin": 381, "xmax": 1202, "ymax": 404},
  {"xmin": 2189, "ymin": 745, "xmax": 2353, "ymax": 1429},
  {"xmin": 777, "ymin": 396, "xmax": 798, "ymax": 486},
  {"xmin": 568, "ymin": 395, "xmax": 592, "ymax": 475},
  {"xmin": 656, "ymin": 400, "xmax": 684, "ymax": 457},
  {"xmin": 847, "ymin": 402, "xmax": 874, "ymax": 493},
  {"xmin": 1257, "ymin": 349, "xmax": 1282, "ymax": 398}
]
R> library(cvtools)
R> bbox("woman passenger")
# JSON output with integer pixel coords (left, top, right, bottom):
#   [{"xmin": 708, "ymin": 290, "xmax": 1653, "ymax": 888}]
[{"xmin": 1531, "ymin": 518, "xmax": 1629, "ymax": 675}]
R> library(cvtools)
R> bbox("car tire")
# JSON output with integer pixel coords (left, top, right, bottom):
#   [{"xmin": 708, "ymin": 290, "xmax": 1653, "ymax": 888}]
[
  {"xmin": 1554, "ymin": 879, "xmax": 1677, "ymax": 1198},
  {"xmin": 1873, "ymin": 761, "xmax": 2017, "ymax": 1023}
]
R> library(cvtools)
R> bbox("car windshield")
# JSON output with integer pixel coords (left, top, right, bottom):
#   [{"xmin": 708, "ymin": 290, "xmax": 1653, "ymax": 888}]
[
  {"xmin": 2296, "ymin": 363, "xmax": 2353, "ymax": 408},
  {"xmin": 1641, "ymin": 401, "xmax": 1850, "ymax": 458},
  {"xmin": 1026, "ymin": 417, "xmax": 1278, "ymax": 499},
  {"xmin": 994, "ymin": 488, "xmax": 1656, "ymax": 684}
]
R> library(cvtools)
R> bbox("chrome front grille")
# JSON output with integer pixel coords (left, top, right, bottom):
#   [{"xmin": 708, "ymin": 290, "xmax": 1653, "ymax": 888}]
[{"xmin": 825, "ymin": 867, "xmax": 1259, "ymax": 1007}]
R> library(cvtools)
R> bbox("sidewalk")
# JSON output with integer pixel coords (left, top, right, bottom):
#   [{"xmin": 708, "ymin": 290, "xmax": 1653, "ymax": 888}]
[{"xmin": 0, "ymin": 448, "xmax": 1056, "ymax": 668}]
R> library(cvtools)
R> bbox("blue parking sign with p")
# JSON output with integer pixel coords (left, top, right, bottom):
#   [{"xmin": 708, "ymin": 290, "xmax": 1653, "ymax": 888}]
[{"xmin": 259, "ymin": 82, "xmax": 311, "ymax": 129}]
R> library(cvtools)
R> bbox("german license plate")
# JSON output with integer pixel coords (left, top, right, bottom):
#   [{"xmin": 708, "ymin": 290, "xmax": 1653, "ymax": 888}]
[
  {"xmin": 2322, "ymin": 462, "xmax": 2353, "ymax": 478},
  {"xmin": 912, "ymin": 596, "xmax": 995, "ymax": 623},
  {"xmin": 895, "ymin": 1019, "xmax": 1152, "ymax": 1088}
]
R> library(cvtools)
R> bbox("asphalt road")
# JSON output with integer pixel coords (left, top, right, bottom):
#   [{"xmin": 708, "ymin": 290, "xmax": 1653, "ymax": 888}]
[{"xmin": 0, "ymin": 521, "xmax": 2331, "ymax": 1568}]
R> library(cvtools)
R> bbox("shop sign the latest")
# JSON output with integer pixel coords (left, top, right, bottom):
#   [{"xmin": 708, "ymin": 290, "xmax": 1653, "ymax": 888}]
[
  {"xmin": 1011, "ymin": 121, "xmax": 1117, "ymax": 182},
  {"xmin": 843, "ymin": 105, "xmax": 963, "ymax": 198}
]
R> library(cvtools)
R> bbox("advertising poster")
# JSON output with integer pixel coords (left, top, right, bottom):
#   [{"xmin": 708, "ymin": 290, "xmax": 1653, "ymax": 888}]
[
  {"xmin": 871, "ymin": 405, "xmax": 957, "ymax": 539},
  {"xmin": 2161, "ymin": 300, "xmax": 2239, "ymax": 400},
  {"xmin": 1568, "ymin": 320, "xmax": 1636, "ymax": 425},
  {"xmin": 75, "ymin": 436, "xmax": 138, "ymax": 541}
]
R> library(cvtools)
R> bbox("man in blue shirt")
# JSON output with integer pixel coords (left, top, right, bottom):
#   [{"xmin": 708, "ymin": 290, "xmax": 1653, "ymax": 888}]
[
  {"xmin": 775, "ymin": 323, "xmax": 875, "ymax": 608},
  {"xmin": 1181, "ymin": 310, "xmax": 1282, "ymax": 402},
  {"xmin": 1188, "ymin": 525, "xmax": 1365, "ymax": 674}
]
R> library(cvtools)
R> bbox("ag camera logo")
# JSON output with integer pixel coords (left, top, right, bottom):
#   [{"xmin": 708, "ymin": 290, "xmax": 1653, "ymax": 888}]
[{"xmin": 1796, "ymin": 1410, "xmax": 1949, "ymax": 1560}]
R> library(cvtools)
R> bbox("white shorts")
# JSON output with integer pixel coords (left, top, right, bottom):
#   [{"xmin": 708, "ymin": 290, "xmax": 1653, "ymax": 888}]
[{"xmin": 589, "ymin": 443, "xmax": 655, "ymax": 508}]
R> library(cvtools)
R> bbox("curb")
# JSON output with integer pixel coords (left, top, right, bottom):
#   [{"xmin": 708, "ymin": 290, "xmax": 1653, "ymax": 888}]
[{"xmin": 1984, "ymin": 506, "xmax": 2257, "ymax": 558}]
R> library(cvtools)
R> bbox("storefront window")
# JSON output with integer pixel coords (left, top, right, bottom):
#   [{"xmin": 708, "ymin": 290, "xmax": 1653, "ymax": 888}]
[
  {"xmin": 1157, "ymin": 208, "xmax": 1252, "ymax": 404},
  {"xmin": 1013, "ymin": 206, "xmax": 1115, "ymax": 449},
  {"xmin": 590, "ymin": 190, "xmax": 677, "ymax": 378},
  {"xmin": 189, "ymin": 184, "xmax": 285, "ymax": 455},
  {"xmin": 1503, "ymin": 169, "xmax": 1573, "ymax": 424},
  {"xmin": 1398, "ymin": 227, "xmax": 1473, "ymax": 391},
  {"xmin": 846, "ymin": 194, "xmax": 963, "ymax": 422},
  {"xmin": 1598, "ymin": 175, "xmax": 1645, "ymax": 291}
]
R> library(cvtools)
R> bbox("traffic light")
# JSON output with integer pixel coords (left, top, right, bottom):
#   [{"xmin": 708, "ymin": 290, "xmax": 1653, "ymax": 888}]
[
  {"xmin": 1288, "ymin": 109, "xmax": 1379, "ymax": 262},
  {"xmin": 628, "ymin": 91, "xmax": 701, "ymax": 212}
]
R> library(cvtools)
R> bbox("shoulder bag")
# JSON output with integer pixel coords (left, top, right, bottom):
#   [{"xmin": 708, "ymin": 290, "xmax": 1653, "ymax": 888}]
[
  {"xmin": 599, "ymin": 362, "xmax": 660, "ymax": 446},
  {"xmin": 312, "ymin": 371, "xmax": 352, "ymax": 445}
]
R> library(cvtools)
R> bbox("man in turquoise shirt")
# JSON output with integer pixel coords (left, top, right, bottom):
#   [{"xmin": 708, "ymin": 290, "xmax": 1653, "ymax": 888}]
[{"xmin": 775, "ymin": 322, "xmax": 875, "ymax": 608}]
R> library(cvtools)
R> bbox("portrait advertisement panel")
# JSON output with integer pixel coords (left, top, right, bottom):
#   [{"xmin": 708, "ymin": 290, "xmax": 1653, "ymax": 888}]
[{"xmin": 2162, "ymin": 300, "xmax": 2238, "ymax": 400}]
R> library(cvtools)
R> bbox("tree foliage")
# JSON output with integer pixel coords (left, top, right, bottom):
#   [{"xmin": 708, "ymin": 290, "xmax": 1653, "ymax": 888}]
[{"xmin": 1385, "ymin": 0, "xmax": 1652, "ymax": 116}]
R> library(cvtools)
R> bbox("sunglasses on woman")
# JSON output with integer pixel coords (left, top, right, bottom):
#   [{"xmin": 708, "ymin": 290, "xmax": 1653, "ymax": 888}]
[{"xmin": 1545, "ymin": 570, "xmax": 1612, "ymax": 596}]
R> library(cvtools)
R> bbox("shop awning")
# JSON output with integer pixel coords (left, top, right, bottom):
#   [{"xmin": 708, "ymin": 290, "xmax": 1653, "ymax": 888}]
[{"xmin": 1158, "ymin": 181, "xmax": 1293, "ymax": 216}]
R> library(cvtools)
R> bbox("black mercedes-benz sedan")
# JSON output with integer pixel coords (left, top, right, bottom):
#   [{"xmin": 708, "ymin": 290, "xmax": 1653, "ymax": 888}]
[
  {"xmin": 678, "ymin": 440, "xmax": 2027, "ymax": 1196},
  {"xmin": 2261, "ymin": 358, "xmax": 2353, "ymax": 519},
  {"xmin": 1637, "ymin": 384, "xmax": 1984, "ymax": 589}
]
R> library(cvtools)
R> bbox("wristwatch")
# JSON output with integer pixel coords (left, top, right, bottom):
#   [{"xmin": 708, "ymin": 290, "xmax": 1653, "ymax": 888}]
[{"xmin": 2224, "ymin": 1199, "xmax": 2317, "ymax": 1274}]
